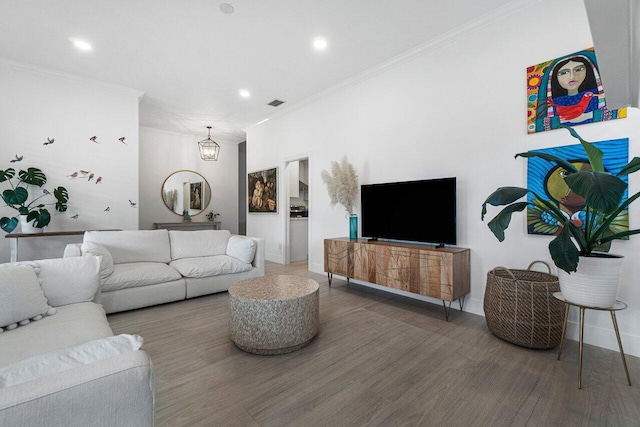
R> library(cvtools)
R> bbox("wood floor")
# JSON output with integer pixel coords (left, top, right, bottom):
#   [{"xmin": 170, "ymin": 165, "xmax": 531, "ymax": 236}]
[{"xmin": 108, "ymin": 261, "xmax": 640, "ymax": 427}]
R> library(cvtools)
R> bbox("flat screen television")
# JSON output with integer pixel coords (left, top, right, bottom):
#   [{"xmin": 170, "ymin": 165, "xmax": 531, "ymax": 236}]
[{"xmin": 360, "ymin": 177, "xmax": 457, "ymax": 246}]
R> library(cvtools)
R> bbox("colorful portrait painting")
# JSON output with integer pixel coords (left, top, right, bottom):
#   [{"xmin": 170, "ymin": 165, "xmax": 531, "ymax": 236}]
[
  {"xmin": 526, "ymin": 47, "xmax": 627, "ymax": 134},
  {"xmin": 248, "ymin": 167, "xmax": 277, "ymax": 213},
  {"xmin": 526, "ymin": 138, "xmax": 629, "ymax": 236}
]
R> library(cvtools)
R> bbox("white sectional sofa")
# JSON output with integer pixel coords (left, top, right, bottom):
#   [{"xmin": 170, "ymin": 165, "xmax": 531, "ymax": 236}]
[
  {"xmin": 64, "ymin": 229, "xmax": 265, "ymax": 314},
  {"xmin": 0, "ymin": 256, "xmax": 154, "ymax": 427}
]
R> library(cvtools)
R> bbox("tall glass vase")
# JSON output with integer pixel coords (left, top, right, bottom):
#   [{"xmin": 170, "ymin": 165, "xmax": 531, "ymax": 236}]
[{"xmin": 349, "ymin": 214, "xmax": 358, "ymax": 240}]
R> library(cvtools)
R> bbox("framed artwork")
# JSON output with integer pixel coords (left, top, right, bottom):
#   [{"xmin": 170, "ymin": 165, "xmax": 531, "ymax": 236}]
[
  {"xmin": 248, "ymin": 167, "xmax": 277, "ymax": 213},
  {"xmin": 526, "ymin": 138, "xmax": 629, "ymax": 236},
  {"xmin": 526, "ymin": 47, "xmax": 627, "ymax": 134},
  {"xmin": 190, "ymin": 181, "xmax": 203, "ymax": 210}
]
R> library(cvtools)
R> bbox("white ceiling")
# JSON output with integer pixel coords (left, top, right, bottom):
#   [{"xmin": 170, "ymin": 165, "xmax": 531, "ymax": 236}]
[{"xmin": 1, "ymin": 0, "xmax": 521, "ymax": 143}]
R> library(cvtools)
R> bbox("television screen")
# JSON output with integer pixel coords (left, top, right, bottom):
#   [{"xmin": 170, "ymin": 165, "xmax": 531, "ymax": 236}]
[{"xmin": 360, "ymin": 177, "xmax": 456, "ymax": 245}]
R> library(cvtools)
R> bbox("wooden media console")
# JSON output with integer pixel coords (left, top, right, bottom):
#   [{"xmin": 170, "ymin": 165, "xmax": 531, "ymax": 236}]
[{"xmin": 324, "ymin": 237, "xmax": 470, "ymax": 320}]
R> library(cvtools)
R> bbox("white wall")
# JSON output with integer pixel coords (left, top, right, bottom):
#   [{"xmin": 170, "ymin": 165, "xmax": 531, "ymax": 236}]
[
  {"xmin": 246, "ymin": 0, "xmax": 640, "ymax": 356},
  {"xmin": 138, "ymin": 127, "xmax": 239, "ymax": 233},
  {"xmin": 0, "ymin": 60, "xmax": 141, "ymax": 262}
]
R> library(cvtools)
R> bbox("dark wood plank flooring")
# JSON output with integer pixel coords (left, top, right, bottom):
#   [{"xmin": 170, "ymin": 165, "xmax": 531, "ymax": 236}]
[{"xmin": 108, "ymin": 261, "xmax": 640, "ymax": 426}]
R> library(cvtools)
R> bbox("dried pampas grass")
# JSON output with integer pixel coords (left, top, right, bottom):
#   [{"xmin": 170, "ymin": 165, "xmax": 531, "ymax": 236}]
[{"xmin": 321, "ymin": 156, "xmax": 358, "ymax": 215}]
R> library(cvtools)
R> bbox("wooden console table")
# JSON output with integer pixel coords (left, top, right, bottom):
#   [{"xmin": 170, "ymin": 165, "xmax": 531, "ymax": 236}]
[
  {"xmin": 154, "ymin": 221, "xmax": 221, "ymax": 231},
  {"xmin": 324, "ymin": 238, "xmax": 470, "ymax": 320},
  {"xmin": 5, "ymin": 229, "xmax": 119, "ymax": 262}
]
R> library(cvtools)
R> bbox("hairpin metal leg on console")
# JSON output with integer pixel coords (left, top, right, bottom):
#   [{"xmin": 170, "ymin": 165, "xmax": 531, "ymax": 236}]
[{"xmin": 442, "ymin": 296, "xmax": 465, "ymax": 322}]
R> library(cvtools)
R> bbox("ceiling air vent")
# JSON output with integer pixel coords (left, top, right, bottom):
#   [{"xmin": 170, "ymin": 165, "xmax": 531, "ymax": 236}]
[{"xmin": 267, "ymin": 99, "xmax": 285, "ymax": 107}]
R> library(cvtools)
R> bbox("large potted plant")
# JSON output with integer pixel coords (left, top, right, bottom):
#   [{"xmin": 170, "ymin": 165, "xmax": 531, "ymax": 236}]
[
  {"xmin": 0, "ymin": 167, "xmax": 69, "ymax": 234},
  {"xmin": 481, "ymin": 126, "xmax": 640, "ymax": 307}
]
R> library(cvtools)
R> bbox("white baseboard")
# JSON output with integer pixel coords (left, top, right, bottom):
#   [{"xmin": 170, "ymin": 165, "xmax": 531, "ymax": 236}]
[{"xmin": 307, "ymin": 262, "xmax": 640, "ymax": 357}]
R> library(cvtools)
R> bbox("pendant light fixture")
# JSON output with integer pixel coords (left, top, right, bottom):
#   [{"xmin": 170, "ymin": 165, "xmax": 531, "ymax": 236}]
[{"xmin": 198, "ymin": 126, "xmax": 220, "ymax": 161}]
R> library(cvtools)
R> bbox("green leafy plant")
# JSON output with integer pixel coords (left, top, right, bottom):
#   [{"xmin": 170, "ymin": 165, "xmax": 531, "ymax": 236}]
[
  {"xmin": 0, "ymin": 167, "xmax": 69, "ymax": 232},
  {"xmin": 481, "ymin": 126, "xmax": 640, "ymax": 273}
]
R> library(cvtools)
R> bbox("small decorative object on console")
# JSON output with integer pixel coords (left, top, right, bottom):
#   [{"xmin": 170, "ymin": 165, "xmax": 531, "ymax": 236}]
[{"xmin": 206, "ymin": 211, "xmax": 220, "ymax": 221}]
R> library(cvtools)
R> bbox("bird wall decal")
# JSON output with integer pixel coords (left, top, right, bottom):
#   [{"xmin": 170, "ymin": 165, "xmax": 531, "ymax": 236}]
[
  {"xmin": 79, "ymin": 170, "xmax": 90, "ymax": 176},
  {"xmin": 70, "ymin": 214, "xmax": 79, "ymax": 219},
  {"xmin": 89, "ymin": 136, "xmax": 98, "ymax": 143},
  {"xmin": 9, "ymin": 155, "xmax": 23, "ymax": 163},
  {"xmin": 119, "ymin": 137, "xmax": 126, "ymax": 144},
  {"xmin": 104, "ymin": 206, "xmax": 110, "ymax": 212},
  {"xmin": 87, "ymin": 173, "xmax": 94, "ymax": 182},
  {"xmin": 67, "ymin": 172, "xmax": 79, "ymax": 179},
  {"xmin": 43, "ymin": 137, "xmax": 55, "ymax": 145},
  {"xmin": 95, "ymin": 176, "xmax": 102, "ymax": 184},
  {"xmin": 129, "ymin": 199, "xmax": 137, "ymax": 208}
]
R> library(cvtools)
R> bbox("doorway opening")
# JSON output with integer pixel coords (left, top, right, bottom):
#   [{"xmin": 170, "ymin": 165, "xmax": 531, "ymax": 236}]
[{"xmin": 286, "ymin": 157, "xmax": 309, "ymax": 264}]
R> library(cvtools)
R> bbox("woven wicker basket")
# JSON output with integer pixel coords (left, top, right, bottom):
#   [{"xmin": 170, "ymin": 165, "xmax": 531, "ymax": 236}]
[{"xmin": 484, "ymin": 261, "xmax": 564, "ymax": 349}]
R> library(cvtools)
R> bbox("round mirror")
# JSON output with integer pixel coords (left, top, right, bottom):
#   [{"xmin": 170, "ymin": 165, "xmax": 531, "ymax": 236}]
[{"xmin": 161, "ymin": 170, "xmax": 211, "ymax": 217}]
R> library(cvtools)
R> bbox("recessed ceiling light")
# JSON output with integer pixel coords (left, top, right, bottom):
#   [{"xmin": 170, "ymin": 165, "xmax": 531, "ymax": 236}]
[
  {"xmin": 219, "ymin": 3, "xmax": 234, "ymax": 14},
  {"xmin": 69, "ymin": 38, "xmax": 92, "ymax": 51},
  {"xmin": 239, "ymin": 89, "xmax": 251, "ymax": 98},
  {"xmin": 313, "ymin": 37, "xmax": 327, "ymax": 51}
]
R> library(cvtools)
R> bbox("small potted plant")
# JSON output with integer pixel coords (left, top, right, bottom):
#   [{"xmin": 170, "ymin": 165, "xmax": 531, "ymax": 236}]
[
  {"xmin": 481, "ymin": 125, "xmax": 640, "ymax": 307},
  {"xmin": 0, "ymin": 167, "xmax": 69, "ymax": 233},
  {"xmin": 205, "ymin": 211, "xmax": 220, "ymax": 221}
]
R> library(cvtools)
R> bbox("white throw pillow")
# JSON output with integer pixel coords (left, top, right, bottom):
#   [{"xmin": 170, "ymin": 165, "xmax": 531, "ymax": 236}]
[
  {"xmin": 0, "ymin": 265, "xmax": 53, "ymax": 330},
  {"xmin": 0, "ymin": 334, "xmax": 143, "ymax": 388},
  {"xmin": 34, "ymin": 256, "xmax": 101, "ymax": 307},
  {"xmin": 0, "ymin": 257, "xmax": 101, "ymax": 307},
  {"xmin": 82, "ymin": 241, "xmax": 115, "ymax": 279},
  {"xmin": 226, "ymin": 235, "xmax": 257, "ymax": 264}
]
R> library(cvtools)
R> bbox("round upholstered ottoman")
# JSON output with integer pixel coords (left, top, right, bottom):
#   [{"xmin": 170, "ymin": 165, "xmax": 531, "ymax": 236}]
[{"xmin": 229, "ymin": 275, "xmax": 319, "ymax": 355}]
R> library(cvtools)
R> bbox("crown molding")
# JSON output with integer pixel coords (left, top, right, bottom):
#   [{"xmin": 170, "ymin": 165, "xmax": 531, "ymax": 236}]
[
  {"xmin": 0, "ymin": 57, "xmax": 145, "ymax": 99},
  {"xmin": 245, "ymin": 0, "xmax": 538, "ymax": 132},
  {"xmin": 139, "ymin": 125, "xmax": 236, "ymax": 145}
]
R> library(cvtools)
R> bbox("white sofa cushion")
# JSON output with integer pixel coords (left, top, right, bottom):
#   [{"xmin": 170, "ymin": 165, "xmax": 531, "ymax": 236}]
[
  {"xmin": 0, "ymin": 334, "xmax": 143, "ymax": 388},
  {"xmin": 226, "ymin": 235, "xmax": 257, "ymax": 264},
  {"xmin": 0, "ymin": 302, "xmax": 113, "ymax": 368},
  {"xmin": 0, "ymin": 266, "xmax": 52, "ymax": 330},
  {"xmin": 81, "ymin": 241, "xmax": 114, "ymax": 279},
  {"xmin": 84, "ymin": 230, "xmax": 171, "ymax": 264},
  {"xmin": 169, "ymin": 255, "xmax": 252, "ymax": 278},
  {"xmin": 169, "ymin": 230, "xmax": 231, "ymax": 260},
  {"xmin": 102, "ymin": 262, "xmax": 183, "ymax": 292}
]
